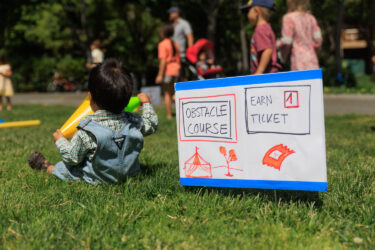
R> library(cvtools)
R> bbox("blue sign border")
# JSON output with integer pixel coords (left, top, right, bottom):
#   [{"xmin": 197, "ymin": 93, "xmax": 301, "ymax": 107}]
[
  {"xmin": 180, "ymin": 178, "xmax": 327, "ymax": 191},
  {"xmin": 175, "ymin": 69, "xmax": 322, "ymax": 91}
]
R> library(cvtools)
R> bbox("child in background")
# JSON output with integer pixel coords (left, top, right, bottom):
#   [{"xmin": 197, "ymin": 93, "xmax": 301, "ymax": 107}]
[
  {"xmin": 196, "ymin": 47, "xmax": 217, "ymax": 73},
  {"xmin": 28, "ymin": 59, "xmax": 158, "ymax": 185},
  {"xmin": 277, "ymin": 0, "xmax": 322, "ymax": 71},
  {"xmin": 241, "ymin": 0, "xmax": 281, "ymax": 75},
  {"xmin": 86, "ymin": 39, "xmax": 104, "ymax": 69},
  {"xmin": 156, "ymin": 24, "xmax": 181, "ymax": 120},
  {"xmin": 0, "ymin": 55, "xmax": 14, "ymax": 111},
  {"xmin": 197, "ymin": 50, "xmax": 210, "ymax": 72}
]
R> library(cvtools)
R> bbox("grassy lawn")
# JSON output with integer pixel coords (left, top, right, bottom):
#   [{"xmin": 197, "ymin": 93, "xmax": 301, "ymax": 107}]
[
  {"xmin": 0, "ymin": 105, "xmax": 374, "ymax": 249},
  {"xmin": 324, "ymin": 74, "xmax": 375, "ymax": 94}
]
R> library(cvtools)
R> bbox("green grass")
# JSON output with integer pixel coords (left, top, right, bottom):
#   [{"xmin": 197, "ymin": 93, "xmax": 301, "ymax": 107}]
[
  {"xmin": 1, "ymin": 105, "xmax": 375, "ymax": 249},
  {"xmin": 324, "ymin": 74, "xmax": 375, "ymax": 94}
]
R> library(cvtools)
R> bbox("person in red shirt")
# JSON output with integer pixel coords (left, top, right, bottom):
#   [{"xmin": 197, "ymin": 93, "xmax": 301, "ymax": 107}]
[
  {"xmin": 156, "ymin": 24, "xmax": 181, "ymax": 119},
  {"xmin": 241, "ymin": 0, "xmax": 281, "ymax": 74}
]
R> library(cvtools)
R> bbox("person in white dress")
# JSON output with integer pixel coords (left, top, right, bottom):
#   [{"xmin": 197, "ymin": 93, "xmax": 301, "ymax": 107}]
[
  {"xmin": 86, "ymin": 40, "xmax": 104, "ymax": 69},
  {"xmin": 0, "ymin": 55, "xmax": 14, "ymax": 111}
]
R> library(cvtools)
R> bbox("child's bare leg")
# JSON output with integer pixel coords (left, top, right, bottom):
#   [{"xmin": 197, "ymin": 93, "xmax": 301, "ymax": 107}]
[
  {"xmin": 163, "ymin": 84, "xmax": 173, "ymax": 119},
  {"xmin": 0, "ymin": 95, "xmax": 3, "ymax": 110},
  {"xmin": 6, "ymin": 97, "xmax": 11, "ymax": 110},
  {"xmin": 164, "ymin": 92, "xmax": 172, "ymax": 119}
]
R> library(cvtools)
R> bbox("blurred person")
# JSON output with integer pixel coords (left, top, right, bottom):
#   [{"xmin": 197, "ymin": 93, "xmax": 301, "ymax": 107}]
[
  {"xmin": 168, "ymin": 6, "xmax": 193, "ymax": 80},
  {"xmin": 241, "ymin": 0, "xmax": 281, "ymax": 74},
  {"xmin": 0, "ymin": 55, "xmax": 14, "ymax": 111},
  {"xmin": 86, "ymin": 39, "xmax": 104, "ymax": 69},
  {"xmin": 197, "ymin": 50, "xmax": 210, "ymax": 72},
  {"xmin": 196, "ymin": 48, "xmax": 217, "ymax": 73},
  {"xmin": 277, "ymin": 0, "xmax": 322, "ymax": 70},
  {"xmin": 156, "ymin": 24, "xmax": 181, "ymax": 120}
]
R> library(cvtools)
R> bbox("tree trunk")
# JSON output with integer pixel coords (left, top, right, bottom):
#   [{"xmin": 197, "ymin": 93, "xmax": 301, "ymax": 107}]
[
  {"xmin": 196, "ymin": 1, "xmax": 222, "ymax": 43},
  {"xmin": 335, "ymin": 0, "xmax": 345, "ymax": 74},
  {"xmin": 364, "ymin": 24, "xmax": 373, "ymax": 74},
  {"xmin": 238, "ymin": 0, "xmax": 249, "ymax": 74},
  {"xmin": 207, "ymin": 9, "xmax": 218, "ymax": 42},
  {"xmin": 79, "ymin": 0, "xmax": 92, "ymax": 61},
  {"xmin": 365, "ymin": 0, "xmax": 375, "ymax": 74},
  {"xmin": 63, "ymin": 1, "xmax": 91, "ymax": 60}
]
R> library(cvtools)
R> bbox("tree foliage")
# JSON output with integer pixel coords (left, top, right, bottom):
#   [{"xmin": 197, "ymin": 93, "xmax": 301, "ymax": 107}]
[{"xmin": 0, "ymin": 0, "xmax": 373, "ymax": 91}]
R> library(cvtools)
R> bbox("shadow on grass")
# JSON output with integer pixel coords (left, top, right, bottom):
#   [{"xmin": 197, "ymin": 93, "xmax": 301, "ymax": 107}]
[
  {"xmin": 183, "ymin": 186, "xmax": 323, "ymax": 207},
  {"xmin": 140, "ymin": 163, "xmax": 164, "ymax": 176},
  {"xmin": 139, "ymin": 161, "xmax": 323, "ymax": 207}
]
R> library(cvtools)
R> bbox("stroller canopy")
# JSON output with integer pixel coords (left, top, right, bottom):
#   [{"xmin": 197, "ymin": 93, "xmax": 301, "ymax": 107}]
[{"xmin": 186, "ymin": 39, "xmax": 214, "ymax": 64}]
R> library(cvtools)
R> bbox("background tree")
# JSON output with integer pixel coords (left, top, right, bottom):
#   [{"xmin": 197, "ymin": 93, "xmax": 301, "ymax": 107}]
[{"xmin": 0, "ymin": 0, "xmax": 372, "ymax": 91}]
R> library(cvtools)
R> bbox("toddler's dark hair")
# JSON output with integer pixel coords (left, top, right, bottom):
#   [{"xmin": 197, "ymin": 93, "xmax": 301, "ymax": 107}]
[{"xmin": 88, "ymin": 58, "xmax": 133, "ymax": 114}]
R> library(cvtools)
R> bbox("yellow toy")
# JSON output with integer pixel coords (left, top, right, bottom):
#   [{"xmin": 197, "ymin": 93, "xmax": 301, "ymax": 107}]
[
  {"xmin": 60, "ymin": 96, "xmax": 93, "ymax": 138},
  {"xmin": 0, "ymin": 120, "xmax": 41, "ymax": 128},
  {"xmin": 60, "ymin": 96, "xmax": 141, "ymax": 138}
]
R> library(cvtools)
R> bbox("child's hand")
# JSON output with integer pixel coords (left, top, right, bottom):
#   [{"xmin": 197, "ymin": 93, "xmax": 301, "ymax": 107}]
[
  {"xmin": 155, "ymin": 74, "xmax": 163, "ymax": 84},
  {"xmin": 53, "ymin": 130, "xmax": 64, "ymax": 142},
  {"xmin": 138, "ymin": 93, "xmax": 151, "ymax": 105}
]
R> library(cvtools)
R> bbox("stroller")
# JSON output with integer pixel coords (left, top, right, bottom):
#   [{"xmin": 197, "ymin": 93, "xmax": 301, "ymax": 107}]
[{"xmin": 186, "ymin": 39, "xmax": 223, "ymax": 80}]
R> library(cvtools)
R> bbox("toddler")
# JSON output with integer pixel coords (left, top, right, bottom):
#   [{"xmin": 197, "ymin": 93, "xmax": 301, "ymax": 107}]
[
  {"xmin": 241, "ymin": 0, "xmax": 281, "ymax": 74},
  {"xmin": 196, "ymin": 48, "xmax": 217, "ymax": 73},
  {"xmin": 0, "ymin": 55, "xmax": 14, "ymax": 111},
  {"xmin": 28, "ymin": 59, "xmax": 158, "ymax": 184},
  {"xmin": 197, "ymin": 50, "xmax": 210, "ymax": 72}
]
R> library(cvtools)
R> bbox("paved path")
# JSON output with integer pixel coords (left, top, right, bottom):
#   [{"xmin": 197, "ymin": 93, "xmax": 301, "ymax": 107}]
[
  {"xmin": 323, "ymin": 94, "xmax": 375, "ymax": 115},
  {"xmin": 9, "ymin": 92, "xmax": 375, "ymax": 115},
  {"xmin": 12, "ymin": 92, "xmax": 88, "ymax": 107}
]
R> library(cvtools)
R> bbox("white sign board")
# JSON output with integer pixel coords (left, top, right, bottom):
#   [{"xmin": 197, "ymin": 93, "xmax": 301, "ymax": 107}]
[{"xmin": 175, "ymin": 69, "xmax": 327, "ymax": 191}]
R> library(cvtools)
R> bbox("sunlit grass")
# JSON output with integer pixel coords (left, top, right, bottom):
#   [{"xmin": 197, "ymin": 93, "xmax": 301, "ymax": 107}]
[{"xmin": 0, "ymin": 105, "xmax": 374, "ymax": 248}]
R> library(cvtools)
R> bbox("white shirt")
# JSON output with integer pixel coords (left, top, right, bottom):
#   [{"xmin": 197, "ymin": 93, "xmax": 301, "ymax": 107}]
[
  {"xmin": 91, "ymin": 49, "xmax": 104, "ymax": 63},
  {"xmin": 172, "ymin": 18, "xmax": 192, "ymax": 58}
]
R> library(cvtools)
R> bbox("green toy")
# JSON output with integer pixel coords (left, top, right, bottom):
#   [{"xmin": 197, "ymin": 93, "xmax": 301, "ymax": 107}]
[{"xmin": 125, "ymin": 97, "xmax": 141, "ymax": 112}]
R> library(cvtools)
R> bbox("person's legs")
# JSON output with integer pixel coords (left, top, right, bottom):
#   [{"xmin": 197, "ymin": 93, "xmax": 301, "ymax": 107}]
[
  {"xmin": 6, "ymin": 96, "xmax": 11, "ymax": 110},
  {"xmin": 179, "ymin": 58, "xmax": 188, "ymax": 82},
  {"xmin": 0, "ymin": 95, "xmax": 3, "ymax": 111},
  {"xmin": 163, "ymin": 82, "xmax": 173, "ymax": 119},
  {"xmin": 171, "ymin": 76, "xmax": 177, "ymax": 102}
]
